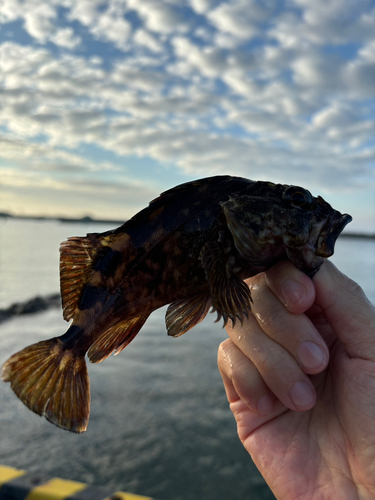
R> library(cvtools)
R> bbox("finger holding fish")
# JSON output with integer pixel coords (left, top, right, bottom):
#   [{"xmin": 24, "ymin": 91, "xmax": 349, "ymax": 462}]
[
  {"xmin": 217, "ymin": 338, "xmax": 284, "ymax": 423},
  {"xmin": 218, "ymin": 338, "xmax": 289, "ymax": 439},
  {"xmin": 222, "ymin": 262, "xmax": 328, "ymax": 414},
  {"xmin": 249, "ymin": 263, "xmax": 329, "ymax": 375},
  {"xmin": 224, "ymin": 317, "xmax": 318, "ymax": 414}
]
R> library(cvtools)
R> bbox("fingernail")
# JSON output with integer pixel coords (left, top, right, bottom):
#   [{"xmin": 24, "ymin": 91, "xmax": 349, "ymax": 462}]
[
  {"xmin": 256, "ymin": 394, "xmax": 273, "ymax": 414},
  {"xmin": 298, "ymin": 342, "xmax": 327, "ymax": 372},
  {"xmin": 289, "ymin": 381, "xmax": 315, "ymax": 409},
  {"xmin": 281, "ymin": 279, "xmax": 306, "ymax": 307}
]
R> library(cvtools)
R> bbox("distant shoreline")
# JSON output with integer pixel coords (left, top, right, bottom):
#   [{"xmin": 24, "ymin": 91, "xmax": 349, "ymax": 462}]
[
  {"xmin": 0, "ymin": 212, "xmax": 374, "ymax": 239},
  {"xmin": 0, "ymin": 212, "xmax": 124, "ymax": 226}
]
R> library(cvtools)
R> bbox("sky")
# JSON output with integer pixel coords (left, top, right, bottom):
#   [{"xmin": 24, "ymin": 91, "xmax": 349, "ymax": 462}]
[{"xmin": 0, "ymin": 0, "xmax": 374, "ymax": 232}]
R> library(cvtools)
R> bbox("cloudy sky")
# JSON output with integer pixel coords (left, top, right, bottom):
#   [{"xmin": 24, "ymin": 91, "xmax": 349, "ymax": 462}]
[{"xmin": 0, "ymin": 0, "xmax": 374, "ymax": 232}]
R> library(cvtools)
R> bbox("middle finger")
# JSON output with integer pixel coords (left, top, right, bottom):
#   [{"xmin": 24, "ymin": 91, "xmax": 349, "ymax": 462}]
[{"xmin": 249, "ymin": 272, "xmax": 329, "ymax": 375}]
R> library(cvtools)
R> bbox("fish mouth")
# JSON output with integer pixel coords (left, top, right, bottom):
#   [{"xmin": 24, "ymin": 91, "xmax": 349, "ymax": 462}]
[{"xmin": 315, "ymin": 213, "xmax": 352, "ymax": 257}]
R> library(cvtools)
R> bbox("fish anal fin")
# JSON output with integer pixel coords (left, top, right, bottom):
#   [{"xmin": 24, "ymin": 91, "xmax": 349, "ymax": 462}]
[
  {"xmin": 88, "ymin": 314, "xmax": 150, "ymax": 364},
  {"xmin": 200, "ymin": 241, "xmax": 252, "ymax": 326},
  {"xmin": 166, "ymin": 291, "xmax": 211, "ymax": 338},
  {"xmin": 60, "ymin": 235, "xmax": 103, "ymax": 321},
  {"xmin": 1, "ymin": 339, "xmax": 90, "ymax": 433}
]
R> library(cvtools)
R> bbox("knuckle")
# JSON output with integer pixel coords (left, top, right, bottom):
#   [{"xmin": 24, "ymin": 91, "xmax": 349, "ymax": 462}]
[
  {"xmin": 254, "ymin": 303, "xmax": 288, "ymax": 331},
  {"xmin": 231, "ymin": 355, "xmax": 252, "ymax": 375},
  {"xmin": 344, "ymin": 275, "xmax": 364, "ymax": 297},
  {"xmin": 246, "ymin": 272, "xmax": 266, "ymax": 293},
  {"xmin": 217, "ymin": 339, "xmax": 235, "ymax": 368},
  {"xmin": 256, "ymin": 347, "xmax": 284, "ymax": 375}
]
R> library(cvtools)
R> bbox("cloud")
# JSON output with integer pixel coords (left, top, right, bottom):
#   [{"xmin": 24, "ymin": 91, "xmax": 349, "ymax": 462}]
[
  {"xmin": 312, "ymin": 103, "xmax": 355, "ymax": 130},
  {"xmin": 89, "ymin": 4, "xmax": 132, "ymax": 48},
  {"xmin": 1, "ymin": 0, "xmax": 132, "ymax": 50},
  {"xmin": 345, "ymin": 39, "xmax": 375, "ymax": 96},
  {"xmin": 189, "ymin": 0, "xmax": 217, "ymax": 15},
  {"xmin": 0, "ymin": 164, "xmax": 160, "ymax": 218},
  {"xmin": 23, "ymin": 3, "xmax": 56, "ymax": 42},
  {"xmin": 0, "ymin": 133, "xmax": 118, "ymax": 174},
  {"xmin": 0, "ymin": 0, "xmax": 374, "ymax": 223},
  {"xmin": 171, "ymin": 37, "xmax": 228, "ymax": 78},
  {"xmin": 291, "ymin": 0, "xmax": 375, "ymax": 44},
  {"xmin": 208, "ymin": 0, "xmax": 274, "ymax": 40},
  {"xmin": 133, "ymin": 29, "xmax": 163, "ymax": 52},
  {"xmin": 291, "ymin": 51, "xmax": 344, "ymax": 89},
  {"xmin": 67, "ymin": 0, "xmax": 105, "ymax": 27},
  {"xmin": 0, "ymin": 0, "xmax": 79, "ymax": 48},
  {"xmin": 126, "ymin": 0, "xmax": 187, "ymax": 34},
  {"xmin": 50, "ymin": 28, "xmax": 81, "ymax": 48},
  {"xmin": 270, "ymin": 0, "xmax": 375, "ymax": 49}
]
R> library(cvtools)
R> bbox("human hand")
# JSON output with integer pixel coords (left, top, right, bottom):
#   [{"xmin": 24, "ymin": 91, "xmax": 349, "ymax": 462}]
[{"xmin": 218, "ymin": 260, "xmax": 375, "ymax": 500}]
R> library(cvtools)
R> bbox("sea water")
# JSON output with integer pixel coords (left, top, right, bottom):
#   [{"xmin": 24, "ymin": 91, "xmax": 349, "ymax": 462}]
[{"xmin": 0, "ymin": 218, "xmax": 374, "ymax": 500}]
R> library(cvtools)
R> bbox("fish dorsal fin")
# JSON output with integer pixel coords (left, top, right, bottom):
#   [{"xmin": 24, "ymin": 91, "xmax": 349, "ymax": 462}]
[
  {"xmin": 60, "ymin": 235, "xmax": 103, "ymax": 321},
  {"xmin": 200, "ymin": 241, "xmax": 252, "ymax": 326},
  {"xmin": 87, "ymin": 314, "xmax": 150, "ymax": 363},
  {"xmin": 165, "ymin": 291, "xmax": 211, "ymax": 338}
]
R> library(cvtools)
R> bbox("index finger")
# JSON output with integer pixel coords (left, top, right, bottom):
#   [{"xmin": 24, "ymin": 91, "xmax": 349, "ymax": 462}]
[
  {"xmin": 312, "ymin": 261, "xmax": 375, "ymax": 361},
  {"xmin": 261, "ymin": 260, "xmax": 316, "ymax": 315}
]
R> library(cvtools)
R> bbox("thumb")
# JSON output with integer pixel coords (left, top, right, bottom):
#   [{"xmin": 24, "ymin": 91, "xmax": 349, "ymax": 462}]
[{"xmin": 313, "ymin": 261, "xmax": 375, "ymax": 360}]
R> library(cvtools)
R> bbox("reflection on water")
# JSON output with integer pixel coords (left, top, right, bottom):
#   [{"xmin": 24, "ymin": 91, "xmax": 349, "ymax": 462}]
[
  {"xmin": 0, "ymin": 308, "xmax": 274, "ymax": 500},
  {"xmin": 1, "ymin": 219, "xmax": 374, "ymax": 499}
]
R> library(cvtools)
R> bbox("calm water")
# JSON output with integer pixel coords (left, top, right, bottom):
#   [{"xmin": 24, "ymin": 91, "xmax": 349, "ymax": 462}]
[{"xmin": 1, "ymin": 219, "xmax": 374, "ymax": 500}]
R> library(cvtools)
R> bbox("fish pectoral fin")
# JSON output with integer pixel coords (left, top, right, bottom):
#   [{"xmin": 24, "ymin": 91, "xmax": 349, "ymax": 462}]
[
  {"xmin": 166, "ymin": 291, "xmax": 211, "ymax": 338},
  {"xmin": 200, "ymin": 241, "xmax": 251, "ymax": 326},
  {"xmin": 87, "ymin": 314, "xmax": 150, "ymax": 363},
  {"xmin": 1, "ymin": 339, "xmax": 90, "ymax": 433},
  {"xmin": 60, "ymin": 235, "xmax": 103, "ymax": 321}
]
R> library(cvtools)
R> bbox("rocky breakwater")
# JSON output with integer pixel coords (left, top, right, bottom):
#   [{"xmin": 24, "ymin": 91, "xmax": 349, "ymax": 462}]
[{"xmin": 0, "ymin": 294, "xmax": 61, "ymax": 323}]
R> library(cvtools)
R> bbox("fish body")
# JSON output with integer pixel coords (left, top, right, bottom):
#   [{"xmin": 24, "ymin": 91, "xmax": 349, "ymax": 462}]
[{"xmin": 2, "ymin": 175, "xmax": 352, "ymax": 432}]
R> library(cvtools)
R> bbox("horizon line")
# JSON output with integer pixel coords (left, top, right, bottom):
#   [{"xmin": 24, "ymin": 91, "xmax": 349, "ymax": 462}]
[{"xmin": 1, "ymin": 212, "xmax": 374, "ymax": 239}]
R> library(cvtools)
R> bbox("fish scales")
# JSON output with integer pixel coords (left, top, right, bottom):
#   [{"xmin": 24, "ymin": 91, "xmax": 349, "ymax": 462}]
[
  {"xmin": 79, "ymin": 177, "xmax": 253, "ymax": 315},
  {"xmin": 1, "ymin": 175, "xmax": 352, "ymax": 433}
]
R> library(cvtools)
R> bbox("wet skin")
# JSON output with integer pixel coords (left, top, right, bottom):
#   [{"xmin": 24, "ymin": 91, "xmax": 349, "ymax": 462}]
[{"xmin": 219, "ymin": 260, "xmax": 375, "ymax": 500}]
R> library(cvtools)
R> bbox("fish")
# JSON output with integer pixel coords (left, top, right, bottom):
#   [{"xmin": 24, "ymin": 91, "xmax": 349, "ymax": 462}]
[{"xmin": 1, "ymin": 175, "xmax": 352, "ymax": 433}]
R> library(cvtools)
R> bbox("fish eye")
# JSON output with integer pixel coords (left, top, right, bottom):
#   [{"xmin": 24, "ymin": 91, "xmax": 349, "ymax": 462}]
[{"xmin": 282, "ymin": 186, "xmax": 313, "ymax": 209}]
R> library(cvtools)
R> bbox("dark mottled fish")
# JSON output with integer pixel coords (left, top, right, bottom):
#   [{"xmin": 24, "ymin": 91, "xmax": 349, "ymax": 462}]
[{"xmin": 1, "ymin": 176, "xmax": 352, "ymax": 432}]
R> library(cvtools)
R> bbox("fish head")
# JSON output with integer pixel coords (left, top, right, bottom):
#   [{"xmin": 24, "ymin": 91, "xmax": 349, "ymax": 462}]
[{"xmin": 220, "ymin": 181, "xmax": 352, "ymax": 277}]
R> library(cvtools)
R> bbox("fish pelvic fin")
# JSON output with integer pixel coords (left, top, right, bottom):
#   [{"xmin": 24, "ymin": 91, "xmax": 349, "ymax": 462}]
[
  {"xmin": 88, "ymin": 314, "xmax": 150, "ymax": 363},
  {"xmin": 60, "ymin": 235, "xmax": 103, "ymax": 321},
  {"xmin": 166, "ymin": 291, "xmax": 211, "ymax": 337},
  {"xmin": 200, "ymin": 241, "xmax": 252, "ymax": 326},
  {"xmin": 1, "ymin": 339, "xmax": 90, "ymax": 433}
]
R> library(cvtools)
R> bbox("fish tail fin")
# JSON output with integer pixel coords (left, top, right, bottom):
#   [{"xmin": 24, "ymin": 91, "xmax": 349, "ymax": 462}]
[{"xmin": 1, "ymin": 338, "xmax": 90, "ymax": 433}]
